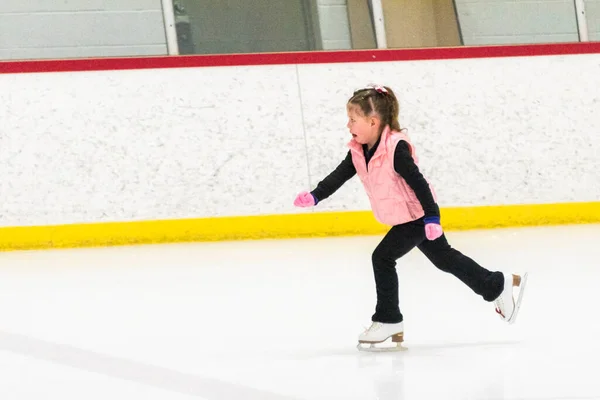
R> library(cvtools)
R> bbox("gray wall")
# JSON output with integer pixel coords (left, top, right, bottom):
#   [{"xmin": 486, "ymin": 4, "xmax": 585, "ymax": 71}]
[
  {"xmin": 586, "ymin": 0, "xmax": 600, "ymax": 40},
  {"xmin": 0, "ymin": 0, "xmax": 167, "ymax": 60},
  {"xmin": 317, "ymin": 0, "xmax": 352, "ymax": 50},
  {"xmin": 455, "ymin": 0, "xmax": 580, "ymax": 45}
]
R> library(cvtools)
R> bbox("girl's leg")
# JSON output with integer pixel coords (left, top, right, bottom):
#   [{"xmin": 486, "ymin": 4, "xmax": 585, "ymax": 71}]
[
  {"xmin": 417, "ymin": 233, "xmax": 504, "ymax": 301},
  {"xmin": 371, "ymin": 221, "xmax": 425, "ymax": 323}
]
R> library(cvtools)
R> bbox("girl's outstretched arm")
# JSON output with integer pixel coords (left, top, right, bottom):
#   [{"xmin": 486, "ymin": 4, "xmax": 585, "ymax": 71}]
[{"xmin": 310, "ymin": 151, "xmax": 357, "ymax": 204}]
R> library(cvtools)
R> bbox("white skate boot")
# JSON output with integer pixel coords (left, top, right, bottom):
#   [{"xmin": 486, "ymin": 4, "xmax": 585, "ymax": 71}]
[
  {"xmin": 493, "ymin": 272, "xmax": 528, "ymax": 324},
  {"xmin": 357, "ymin": 321, "xmax": 406, "ymax": 352}
]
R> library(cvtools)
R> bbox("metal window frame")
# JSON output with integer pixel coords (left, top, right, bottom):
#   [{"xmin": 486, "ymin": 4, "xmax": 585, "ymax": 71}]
[
  {"xmin": 301, "ymin": 0, "xmax": 323, "ymax": 51},
  {"xmin": 451, "ymin": 0, "xmax": 465, "ymax": 45},
  {"xmin": 574, "ymin": 0, "xmax": 590, "ymax": 41},
  {"xmin": 161, "ymin": 0, "xmax": 179, "ymax": 55},
  {"xmin": 369, "ymin": 0, "xmax": 387, "ymax": 49}
]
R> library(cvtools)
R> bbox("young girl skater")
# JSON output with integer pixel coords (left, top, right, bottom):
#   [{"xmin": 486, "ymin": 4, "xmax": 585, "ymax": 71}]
[{"xmin": 293, "ymin": 84, "xmax": 527, "ymax": 351}]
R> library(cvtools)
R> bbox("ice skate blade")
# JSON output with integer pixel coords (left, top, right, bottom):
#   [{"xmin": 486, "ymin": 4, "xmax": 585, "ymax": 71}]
[
  {"xmin": 357, "ymin": 343, "xmax": 407, "ymax": 353},
  {"xmin": 358, "ymin": 332, "xmax": 403, "ymax": 345},
  {"xmin": 357, "ymin": 333, "xmax": 406, "ymax": 352},
  {"xmin": 508, "ymin": 272, "xmax": 528, "ymax": 324}
]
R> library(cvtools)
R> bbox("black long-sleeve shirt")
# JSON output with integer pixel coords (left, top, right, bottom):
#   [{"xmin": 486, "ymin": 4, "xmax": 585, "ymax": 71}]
[{"xmin": 311, "ymin": 140, "xmax": 440, "ymax": 219}]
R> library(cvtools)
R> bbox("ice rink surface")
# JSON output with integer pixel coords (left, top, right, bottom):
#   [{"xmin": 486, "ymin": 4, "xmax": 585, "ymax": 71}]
[{"xmin": 0, "ymin": 223, "xmax": 599, "ymax": 400}]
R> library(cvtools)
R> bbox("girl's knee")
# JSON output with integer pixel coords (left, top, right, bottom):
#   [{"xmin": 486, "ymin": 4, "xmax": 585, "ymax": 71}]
[
  {"xmin": 432, "ymin": 260, "xmax": 452, "ymax": 272},
  {"xmin": 372, "ymin": 247, "xmax": 395, "ymax": 267}
]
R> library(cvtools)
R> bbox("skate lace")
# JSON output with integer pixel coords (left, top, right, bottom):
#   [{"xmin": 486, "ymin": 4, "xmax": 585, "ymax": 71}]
[{"xmin": 363, "ymin": 322, "xmax": 382, "ymax": 333}]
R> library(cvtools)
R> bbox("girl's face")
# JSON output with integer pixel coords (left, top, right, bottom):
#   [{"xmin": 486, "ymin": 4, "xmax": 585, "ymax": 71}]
[{"xmin": 346, "ymin": 105, "xmax": 380, "ymax": 149}]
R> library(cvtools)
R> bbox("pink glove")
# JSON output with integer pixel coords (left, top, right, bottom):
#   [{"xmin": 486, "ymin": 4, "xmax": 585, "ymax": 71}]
[
  {"xmin": 294, "ymin": 191, "xmax": 316, "ymax": 207},
  {"xmin": 425, "ymin": 223, "xmax": 443, "ymax": 240},
  {"xmin": 424, "ymin": 216, "xmax": 443, "ymax": 240}
]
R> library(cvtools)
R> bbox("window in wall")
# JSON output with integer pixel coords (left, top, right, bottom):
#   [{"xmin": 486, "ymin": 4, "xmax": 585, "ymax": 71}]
[
  {"xmin": 168, "ymin": 0, "xmax": 596, "ymax": 55},
  {"xmin": 172, "ymin": 0, "xmax": 321, "ymax": 55},
  {"xmin": 346, "ymin": 0, "xmax": 462, "ymax": 49}
]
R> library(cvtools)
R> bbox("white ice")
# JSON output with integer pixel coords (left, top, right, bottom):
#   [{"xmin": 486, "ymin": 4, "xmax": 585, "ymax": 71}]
[{"xmin": 0, "ymin": 223, "xmax": 599, "ymax": 400}]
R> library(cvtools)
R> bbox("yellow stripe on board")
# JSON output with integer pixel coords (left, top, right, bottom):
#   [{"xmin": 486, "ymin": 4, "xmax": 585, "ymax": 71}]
[{"xmin": 0, "ymin": 202, "xmax": 599, "ymax": 252}]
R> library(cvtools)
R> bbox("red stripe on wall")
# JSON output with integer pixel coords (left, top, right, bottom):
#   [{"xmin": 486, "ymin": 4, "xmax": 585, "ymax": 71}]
[{"xmin": 1, "ymin": 42, "xmax": 599, "ymax": 74}]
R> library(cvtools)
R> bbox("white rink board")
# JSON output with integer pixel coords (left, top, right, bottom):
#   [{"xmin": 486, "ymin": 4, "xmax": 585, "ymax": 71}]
[
  {"xmin": 0, "ymin": 66, "xmax": 307, "ymax": 226},
  {"xmin": 1, "ymin": 54, "xmax": 599, "ymax": 227}
]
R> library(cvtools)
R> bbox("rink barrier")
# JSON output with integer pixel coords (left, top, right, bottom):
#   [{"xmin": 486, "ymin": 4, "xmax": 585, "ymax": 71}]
[
  {"xmin": 0, "ymin": 201, "xmax": 599, "ymax": 251},
  {"xmin": 2, "ymin": 42, "xmax": 600, "ymax": 73},
  {"xmin": 2, "ymin": 43, "xmax": 599, "ymax": 252}
]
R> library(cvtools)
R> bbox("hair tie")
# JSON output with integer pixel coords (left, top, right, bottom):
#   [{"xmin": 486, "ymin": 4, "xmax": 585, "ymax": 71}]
[{"xmin": 364, "ymin": 83, "xmax": 388, "ymax": 94}]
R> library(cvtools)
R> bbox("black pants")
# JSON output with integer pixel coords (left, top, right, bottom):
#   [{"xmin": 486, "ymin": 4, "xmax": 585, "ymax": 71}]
[{"xmin": 371, "ymin": 217, "xmax": 504, "ymax": 323}]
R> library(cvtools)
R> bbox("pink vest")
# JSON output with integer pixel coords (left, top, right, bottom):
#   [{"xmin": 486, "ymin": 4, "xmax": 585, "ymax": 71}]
[{"xmin": 348, "ymin": 126, "xmax": 436, "ymax": 226}]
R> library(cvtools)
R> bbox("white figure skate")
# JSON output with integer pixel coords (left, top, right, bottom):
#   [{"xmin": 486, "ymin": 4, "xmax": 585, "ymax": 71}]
[
  {"xmin": 493, "ymin": 272, "xmax": 528, "ymax": 324},
  {"xmin": 357, "ymin": 321, "xmax": 406, "ymax": 352}
]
